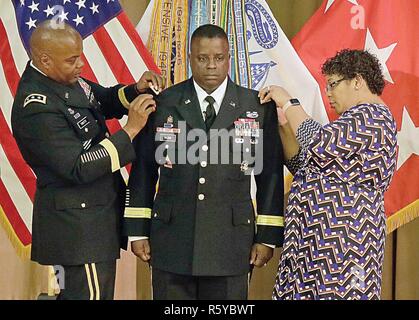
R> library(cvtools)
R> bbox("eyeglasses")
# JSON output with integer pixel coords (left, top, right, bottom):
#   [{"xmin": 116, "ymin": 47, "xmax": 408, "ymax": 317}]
[{"xmin": 325, "ymin": 78, "xmax": 345, "ymax": 92}]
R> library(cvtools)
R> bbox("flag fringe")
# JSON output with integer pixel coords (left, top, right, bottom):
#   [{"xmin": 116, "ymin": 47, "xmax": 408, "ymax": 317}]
[
  {"xmin": 0, "ymin": 206, "xmax": 31, "ymax": 259},
  {"xmin": 386, "ymin": 200, "xmax": 419, "ymax": 234}
]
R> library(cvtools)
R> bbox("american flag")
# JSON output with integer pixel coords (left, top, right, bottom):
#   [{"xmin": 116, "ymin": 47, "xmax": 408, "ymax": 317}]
[{"xmin": 0, "ymin": 0, "xmax": 159, "ymax": 254}]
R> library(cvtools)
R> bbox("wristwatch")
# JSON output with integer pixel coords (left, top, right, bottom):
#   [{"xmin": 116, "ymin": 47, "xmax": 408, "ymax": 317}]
[
  {"xmin": 282, "ymin": 98, "xmax": 300, "ymax": 113},
  {"xmin": 282, "ymin": 98, "xmax": 300, "ymax": 112}
]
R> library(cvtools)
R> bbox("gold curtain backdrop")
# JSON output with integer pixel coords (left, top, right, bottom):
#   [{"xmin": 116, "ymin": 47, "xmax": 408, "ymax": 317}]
[{"xmin": 0, "ymin": 0, "xmax": 417, "ymax": 300}]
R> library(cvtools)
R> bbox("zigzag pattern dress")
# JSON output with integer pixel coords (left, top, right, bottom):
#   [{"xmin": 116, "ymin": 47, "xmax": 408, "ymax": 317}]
[{"xmin": 273, "ymin": 103, "xmax": 397, "ymax": 300}]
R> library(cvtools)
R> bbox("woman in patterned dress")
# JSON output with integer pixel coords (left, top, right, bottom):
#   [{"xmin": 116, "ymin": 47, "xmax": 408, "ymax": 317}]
[{"xmin": 259, "ymin": 49, "xmax": 397, "ymax": 300}]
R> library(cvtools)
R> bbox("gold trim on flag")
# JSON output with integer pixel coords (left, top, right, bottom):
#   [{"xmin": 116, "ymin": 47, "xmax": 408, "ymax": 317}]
[
  {"xmin": 0, "ymin": 206, "xmax": 31, "ymax": 258},
  {"xmin": 386, "ymin": 199, "xmax": 419, "ymax": 234}
]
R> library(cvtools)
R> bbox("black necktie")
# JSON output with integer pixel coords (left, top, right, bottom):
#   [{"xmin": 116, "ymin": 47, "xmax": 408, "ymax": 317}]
[{"xmin": 204, "ymin": 96, "xmax": 216, "ymax": 131}]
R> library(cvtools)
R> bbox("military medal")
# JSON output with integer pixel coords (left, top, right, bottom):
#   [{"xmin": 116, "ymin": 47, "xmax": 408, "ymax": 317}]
[
  {"xmin": 77, "ymin": 116, "xmax": 89, "ymax": 129},
  {"xmin": 240, "ymin": 161, "xmax": 249, "ymax": 172},
  {"xmin": 246, "ymin": 111, "xmax": 259, "ymax": 118},
  {"xmin": 157, "ymin": 127, "xmax": 180, "ymax": 134},
  {"xmin": 159, "ymin": 115, "xmax": 180, "ymax": 139},
  {"xmin": 164, "ymin": 115, "xmax": 174, "ymax": 128},
  {"xmin": 235, "ymin": 118, "xmax": 259, "ymax": 137}
]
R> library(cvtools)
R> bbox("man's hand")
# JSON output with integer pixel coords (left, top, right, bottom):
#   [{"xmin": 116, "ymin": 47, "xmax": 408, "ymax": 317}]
[
  {"xmin": 123, "ymin": 94, "xmax": 156, "ymax": 141},
  {"xmin": 136, "ymin": 71, "xmax": 165, "ymax": 94},
  {"xmin": 250, "ymin": 243, "xmax": 274, "ymax": 268},
  {"xmin": 131, "ymin": 239, "xmax": 151, "ymax": 262}
]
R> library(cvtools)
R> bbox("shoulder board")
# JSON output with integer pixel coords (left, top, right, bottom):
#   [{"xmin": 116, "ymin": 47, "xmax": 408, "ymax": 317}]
[{"xmin": 23, "ymin": 94, "xmax": 47, "ymax": 107}]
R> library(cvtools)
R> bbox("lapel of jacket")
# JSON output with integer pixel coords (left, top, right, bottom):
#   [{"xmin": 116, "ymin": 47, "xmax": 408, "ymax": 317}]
[
  {"xmin": 175, "ymin": 78, "xmax": 206, "ymax": 131},
  {"xmin": 208, "ymin": 79, "xmax": 244, "ymax": 140},
  {"xmin": 64, "ymin": 82, "xmax": 92, "ymax": 109}
]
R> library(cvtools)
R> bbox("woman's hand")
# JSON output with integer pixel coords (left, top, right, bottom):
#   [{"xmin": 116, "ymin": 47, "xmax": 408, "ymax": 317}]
[
  {"xmin": 277, "ymin": 107, "xmax": 288, "ymax": 126},
  {"xmin": 258, "ymin": 85, "xmax": 292, "ymax": 108}
]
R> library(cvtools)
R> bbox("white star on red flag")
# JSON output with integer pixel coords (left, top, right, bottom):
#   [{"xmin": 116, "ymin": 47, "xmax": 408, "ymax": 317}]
[
  {"xmin": 324, "ymin": 0, "xmax": 358, "ymax": 13},
  {"xmin": 364, "ymin": 29, "xmax": 397, "ymax": 84},
  {"xmin": 397, "ymin": 107, "xmax": 419, "ymax": 170},
  {"xmin": 292, "ymin": 0, "xmax": 419, "ymax": 230}
]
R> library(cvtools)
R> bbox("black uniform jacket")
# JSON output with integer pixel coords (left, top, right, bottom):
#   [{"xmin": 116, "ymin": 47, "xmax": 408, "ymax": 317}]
[
  {"xmin": 124, "ymin": 78, "xmax": 285, "ymax": 276},
  {"xmin": 12, "ymin": 63, "xmax": 139, "ymax": 265}
]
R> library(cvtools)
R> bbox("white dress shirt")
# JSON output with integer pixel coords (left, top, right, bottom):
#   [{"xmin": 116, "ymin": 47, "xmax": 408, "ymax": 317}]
[
  {"xmin": 30, "ymin": 61, "xmax": 47, "ymax": 76},
  {"xmin": 193, "ymin": 76, "xmax": 228, "ymax": 120}
]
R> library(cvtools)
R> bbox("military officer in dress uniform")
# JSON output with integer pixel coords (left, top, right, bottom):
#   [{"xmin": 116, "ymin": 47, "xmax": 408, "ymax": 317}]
[
  {"xmin": 124, "ymin": 24, "xmax": 285, "ymax": 300},
  {"xmin": 11, "ymin": 20, "xmax": 162, "ymax": 300}
]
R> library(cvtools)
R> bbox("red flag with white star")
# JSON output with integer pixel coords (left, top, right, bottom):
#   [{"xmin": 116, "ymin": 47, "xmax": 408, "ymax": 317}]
[{"xmin": 292, "ymin": 0, "xmax": 419, "ymax": 232}]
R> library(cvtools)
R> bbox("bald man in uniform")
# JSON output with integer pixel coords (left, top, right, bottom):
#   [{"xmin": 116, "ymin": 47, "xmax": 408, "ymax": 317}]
[{"xmin": 11, "ymin": 20, "xmax": 163, "ymax": 300}]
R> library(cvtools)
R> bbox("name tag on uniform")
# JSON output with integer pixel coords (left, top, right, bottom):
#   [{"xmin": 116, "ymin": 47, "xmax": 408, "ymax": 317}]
[
  {"xmin": 159, "ymin": 133, "xmax": 177, "ymax": 142},
  {"xmin": 77, "ymin": 116, "xmax": 90, "ymax": 129}
]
